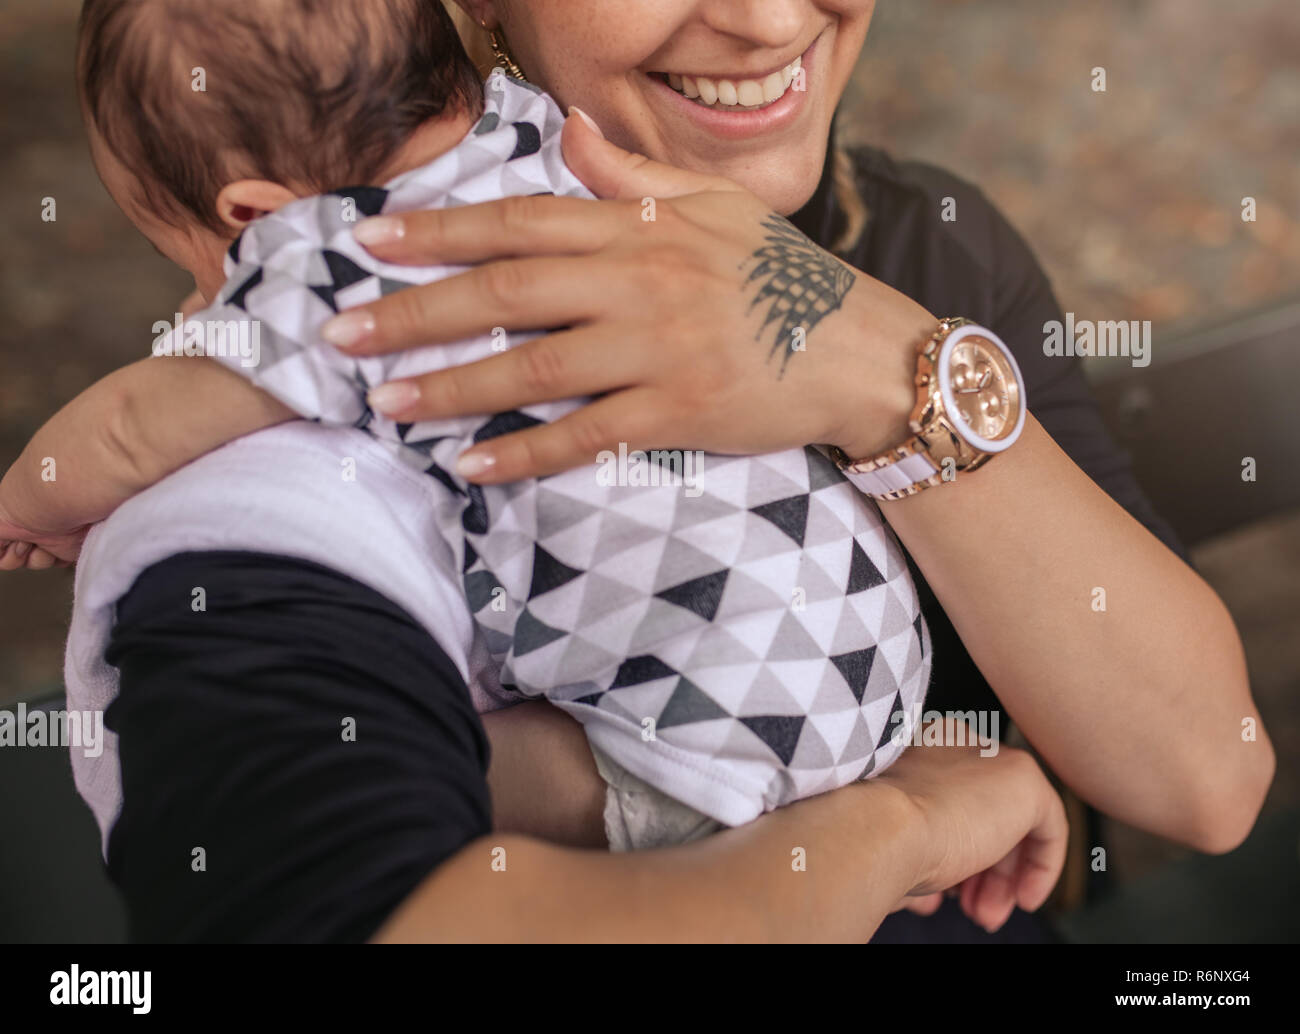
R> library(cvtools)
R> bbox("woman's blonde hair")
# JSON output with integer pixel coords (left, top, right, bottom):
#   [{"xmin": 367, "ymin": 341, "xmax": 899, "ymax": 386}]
[
  {"xmin": 829, "ymin": 146, "xmax": 868, "ymax": 255},
  {"xmin": 442, "ymin": 2, "xmax": 867, "ymax": 254}
]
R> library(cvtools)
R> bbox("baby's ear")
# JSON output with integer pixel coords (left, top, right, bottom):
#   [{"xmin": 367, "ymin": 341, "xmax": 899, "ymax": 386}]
[{"xmin": 215, "ymin": 180, "xmax": 301, "ymax": 231}]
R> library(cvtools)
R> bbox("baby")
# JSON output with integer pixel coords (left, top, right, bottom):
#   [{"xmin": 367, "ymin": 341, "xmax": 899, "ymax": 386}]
[{"xmin": 0, "ymin": 0, "xmax": 930, "ymax": 849}]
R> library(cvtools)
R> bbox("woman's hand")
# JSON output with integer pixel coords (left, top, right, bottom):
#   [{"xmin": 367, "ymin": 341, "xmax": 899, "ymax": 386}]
[
  {"xmin": 877, "ymin": 718, "xmax": 1068, "ymax": 932},
  {"xmin": 323, "ymin": 111, "xmax": 934, "ymax": 483}
]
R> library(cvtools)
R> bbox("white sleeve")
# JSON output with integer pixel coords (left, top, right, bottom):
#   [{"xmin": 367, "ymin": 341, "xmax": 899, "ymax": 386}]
[{"xmin": 63, "ymin": 423, "xmax": 508, "ymax": 851}]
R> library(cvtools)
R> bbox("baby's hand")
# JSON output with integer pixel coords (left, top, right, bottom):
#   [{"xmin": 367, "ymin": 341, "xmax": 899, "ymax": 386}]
[{"xmin": 0, "ymin": 507, "xmax": 85, "ymax": 570}]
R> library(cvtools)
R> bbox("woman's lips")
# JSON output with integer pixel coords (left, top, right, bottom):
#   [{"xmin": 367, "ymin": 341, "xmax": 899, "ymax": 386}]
[{"xmin": 643, "ymin": 32, "xmax": 820, "ymax": 141}]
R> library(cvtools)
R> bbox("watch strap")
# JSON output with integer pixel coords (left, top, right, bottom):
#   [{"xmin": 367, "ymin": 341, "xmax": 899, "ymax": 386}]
[{"xmin": 834, "ymin": 440, "xmax": 942, "ymax": 501}]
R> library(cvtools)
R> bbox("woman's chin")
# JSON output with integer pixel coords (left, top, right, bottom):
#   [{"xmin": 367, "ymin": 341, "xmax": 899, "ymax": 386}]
[{"xmin": 687, "ymin": 145, "xmax": 829, "ymax": 216}]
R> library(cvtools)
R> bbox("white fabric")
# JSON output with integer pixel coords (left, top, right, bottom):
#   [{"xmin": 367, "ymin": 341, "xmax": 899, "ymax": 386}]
[{"xmin": 64, "ymin": 424, "xmax": 509, "ymax": 852}]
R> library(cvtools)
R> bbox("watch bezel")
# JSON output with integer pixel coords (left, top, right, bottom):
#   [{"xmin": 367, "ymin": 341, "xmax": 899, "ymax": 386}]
[{"xmin": 935, "ymin": 324, "xmax": 1027, "ymax": 455}]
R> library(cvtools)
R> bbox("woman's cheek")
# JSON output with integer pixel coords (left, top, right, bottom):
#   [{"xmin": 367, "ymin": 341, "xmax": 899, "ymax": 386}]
[{"xmin": 503, "ymin": 0, "xmax": 685, "ymax": 99}]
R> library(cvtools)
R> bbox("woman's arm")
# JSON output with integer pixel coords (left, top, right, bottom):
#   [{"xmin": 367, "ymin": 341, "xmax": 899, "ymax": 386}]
[
  {"xmin": 381, "ymin": 780, "xmax": 921, "ymax": 942},
  {"xmin": 880, "ymin": 415, "xmax": 1272, "ymax": 853},
  {"xmin": 379, "ymin": 729, "xmax": 1066, "ymax": 943},
  {"xmin": 106, "ymin": 550, "xmax": 1065, "ymax": 942},
  {"xmin": 863, "ymin": 163, "xmax": 1274, "ymax": 853},
  {"xmin": 331, "ymin": 115, "xmax": 1273, "ymax": 853},
  {"xmin": 383, "ymin": 706, "xmax": 1069, "ymax": 942},
  {"xmin": 0, "ymin": 356, "xmax": 291, "ymax": 564}
]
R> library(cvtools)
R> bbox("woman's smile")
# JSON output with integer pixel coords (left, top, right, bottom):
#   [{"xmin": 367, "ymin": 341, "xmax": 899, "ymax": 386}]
[
  {"xmin": 641, "ymin": 29, "xmax": 822, "ymax": 141},
  {"xmin": 486, "ymin": 0, "xmax": 872, "ymax": 213}
]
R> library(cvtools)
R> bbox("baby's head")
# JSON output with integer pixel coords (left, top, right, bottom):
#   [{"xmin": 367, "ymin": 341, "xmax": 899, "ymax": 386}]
[{"xmin": 77, "ymin": 0, "xmax": 484, "ymax": 296}]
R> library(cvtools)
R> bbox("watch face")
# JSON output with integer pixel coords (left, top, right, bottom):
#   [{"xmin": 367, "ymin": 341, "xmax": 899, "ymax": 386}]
[{"xmin": 938, "ymin": 328, "xmax": 1025, "ymax": 452}]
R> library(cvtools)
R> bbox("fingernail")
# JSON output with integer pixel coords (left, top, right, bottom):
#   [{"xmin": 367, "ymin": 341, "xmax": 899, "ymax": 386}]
[
  {"xmin": 367, "ymin": 381, "xmax": 420, "ymax": 415},
  {"xmin": 14, "ymin": 542, "xmax": 33, "ymax": 558},
  {"xmin": 353, "ymin": 216, "xmax": 406, "ymax": 247},
  {"xmin": 567, "ymin": 106, "xmax": 604, "ymax": 139},
  {"xmin": 321, "ymin": 311, "xmax": 376, "ymax": 351},
  {"xmin": 456, "ymin": 450, "xmax": 497, "ymax": 479}
]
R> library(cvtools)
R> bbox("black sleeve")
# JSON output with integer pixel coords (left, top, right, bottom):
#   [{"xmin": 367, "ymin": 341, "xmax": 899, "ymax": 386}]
[
  {"xmin": 102, "ymin": 551, "xmax": 492, "ymax": 943},
  {"xmin": 974, "ymin": 181, "xmax": 1190, "ymax": 563}
]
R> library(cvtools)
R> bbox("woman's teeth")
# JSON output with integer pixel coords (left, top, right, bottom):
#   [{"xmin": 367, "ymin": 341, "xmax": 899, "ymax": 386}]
[{"xmin": 664, "ymin": 55, "xmax": 801, "ymax": 110}]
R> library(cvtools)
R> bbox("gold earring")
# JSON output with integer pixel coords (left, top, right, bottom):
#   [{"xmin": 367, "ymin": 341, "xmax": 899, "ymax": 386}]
[{"xmin": 486, "ymin": 24, "xmax": 526, "ymax": 80}]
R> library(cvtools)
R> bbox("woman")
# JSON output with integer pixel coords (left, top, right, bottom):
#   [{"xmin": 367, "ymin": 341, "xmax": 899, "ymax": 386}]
[
  {"xmin": 86, "ymin": 0, "xmax": 1270, "ymax": 942},
  {"xmin": 353, "ymin": 1, "xmax": 1268, "ymax": 846}
]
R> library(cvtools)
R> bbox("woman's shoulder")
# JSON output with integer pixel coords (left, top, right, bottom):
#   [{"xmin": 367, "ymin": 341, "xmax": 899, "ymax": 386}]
[
  {"xmin": 843, "ymin": 144, "xmax": 1056, "ymax": 331},
  {"xmin": 848, "ymin": 144, "xmax": 1004, "ymax": 241},
  {"xmin": 843, "ymin": 145, "xmax": 1188, "ymax": 562}
]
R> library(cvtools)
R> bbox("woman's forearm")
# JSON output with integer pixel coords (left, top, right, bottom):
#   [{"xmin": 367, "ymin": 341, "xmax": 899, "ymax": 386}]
[
  {"xmin": 880, "ymin": 414, "xmax": 1274, "ymax": 852},
  {"xmin": 376, "ymin": 726, "xmax": 1071, "ymax": 942},
  {"xmin": 374, "ymin": 778, "xmax": 921, "ymax": 943}
]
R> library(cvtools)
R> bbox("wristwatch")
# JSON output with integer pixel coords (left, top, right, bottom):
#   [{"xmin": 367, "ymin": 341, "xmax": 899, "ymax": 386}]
[{"xmin": 831, "ymin": 318, "xmax": 1027, "ymax": 500}]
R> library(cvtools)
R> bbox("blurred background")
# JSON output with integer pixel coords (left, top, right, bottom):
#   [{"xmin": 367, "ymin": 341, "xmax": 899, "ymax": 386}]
[{"xmin": 1, "ymin": 0, "xmax": 1297, "ymax": 941}]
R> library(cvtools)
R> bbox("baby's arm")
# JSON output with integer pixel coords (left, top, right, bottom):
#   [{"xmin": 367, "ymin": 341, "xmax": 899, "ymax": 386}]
[{"xmin": 0, "ymin": 357, "xmax": 293, "ymax": 568}]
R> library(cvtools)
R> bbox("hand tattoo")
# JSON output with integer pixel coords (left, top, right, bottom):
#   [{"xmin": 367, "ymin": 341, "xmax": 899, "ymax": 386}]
[{"xmin": 743, "ymin": 214, "xmax": 856, "ymax": 375}]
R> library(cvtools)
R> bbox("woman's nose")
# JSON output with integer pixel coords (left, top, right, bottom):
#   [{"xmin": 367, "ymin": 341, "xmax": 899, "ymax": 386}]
[{"xmin": 696, "ymin": 0, "xmax": 807, "ymax": 51}]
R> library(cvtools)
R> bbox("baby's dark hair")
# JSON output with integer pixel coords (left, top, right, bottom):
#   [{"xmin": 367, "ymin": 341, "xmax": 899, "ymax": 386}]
[{"xmin": 77, "ymin": 0, "xmax": 484, "ymax": 234}]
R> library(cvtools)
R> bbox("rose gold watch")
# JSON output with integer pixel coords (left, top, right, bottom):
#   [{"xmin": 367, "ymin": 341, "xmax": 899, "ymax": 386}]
[{"xmin": 831, "ymin": 318, "xmax": 1027, "ymax": 500}]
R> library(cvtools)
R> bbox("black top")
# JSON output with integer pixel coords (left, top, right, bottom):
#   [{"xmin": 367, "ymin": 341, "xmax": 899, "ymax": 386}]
[
  {"xmin": 105, "ymin": 553, "xmax": 492, "ymax": 943},
  {"xmin": 102, "ymin": 143, "xmax": 1186, "ymax": 942},
  {"xmin": 796, "ymin": 142, "xmax": 1186, "ymax": 717}
]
